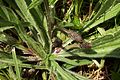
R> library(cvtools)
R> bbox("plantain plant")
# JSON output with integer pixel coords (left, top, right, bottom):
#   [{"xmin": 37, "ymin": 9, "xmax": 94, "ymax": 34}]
[{"xmin": 0, "ymin": 0, "xmax": 120, "ymax": 80}]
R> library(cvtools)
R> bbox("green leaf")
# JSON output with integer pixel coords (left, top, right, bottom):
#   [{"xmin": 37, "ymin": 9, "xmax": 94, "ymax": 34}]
[
  {"xmin": 50, "ymin": 59, "xmax": 89, "ymax": 80},
  {"xmin": 12, "ymin": 47, "xmax": 21, "ymax": 80},
  {"xmin": 0, "ymin": 51, "xmax": 47, "ymax": 70},
  {"xmin": 83, "ymin": 0, "xmax": 117, "ymax": 31},
  {"xmin": 64, "ymin": 69, "xmax": 89, "ymax": 80},
  {"xmin": 3, "ymin": 0, "xmax": 19, "ymax": 10},
  {"xmin": 111, "ymin": 71, "xmax": 120, "ymax": 80},
  {"xmin": 15, "ymin": 0, "xmax": 50, "ymax": 53},
  {"xmin": 0, "ymin": 74, "xmax": 8, "ymax": 80},
  {"xmin": 53, "ymin": 61, "xmax": 78, "ymax": 80},
  {"xmin": 15, "ymin": 24, "xmax": 46, "ymax": 59},
  {"xmin": 55, "ymin": 57, "xmax": 92, "ymax": 68},
  {"xmin": 0, "ymin": 5, "xmax": 10, "ymax": 20},
  {"xmin": 97, "ymin": 27, "xmax": 106, "ymax": 36},
  {"xmin": 0, "ymin": 32, "xmax": 17, "ymax": 45},
  {"xmin": 63, "ymin": 59, "xmax": 92, "ymax": 69},
  {"xmin": 72, "ymin": 16, "xmax": 82, "ymax": 29},
  {"xmin": 15, "ymin": 0, "xmax": 38, "ymax": 28},
  {"xmin": 0, "ymin": 63, "xmax": 8, "ymax": 69},
  {"xmin": 55, "ymin": 57, "xmax": 80, "ymax": 65},
  {"xmin": 28, "ymin": 0, "xmax": 43, "ymax": 9},
  {"xmin": 58, "ymin": 29, "xmax": 120, "ymax": 58},
  {"xmin": 105, "ymin": 26, "xmax": 120, "ymax": 34},
  {"xmin": 0, "ymin": 59, "xmax": 47, "ymax": 70},
  {"xmin": 0, "ymin": 26, "xmax": 14, "ymax": 32},
  {"xmin": 84, "ymin": 3, "xmax": 120, "ymax": 31},
  {"xmin": 0, "ymin": 5, "xmax": 19, "ymax": 23},
  {"xmin": 0, "ymin": 19, "xmax": 15, "ymax": 27},
  {"xmin": 64, "ymin": 23, "xmax": 74, "ymax": 28},
  {"xmin": 8, "ymin": 66, "xmax": 17, "ymax": 80},
  {"xmin": 49, "ymin": 0, "xmax": 58, "ymax": 7},
  {"xmin": 0, "ymin": 51, "xmax": 12, "ymax": 60}
]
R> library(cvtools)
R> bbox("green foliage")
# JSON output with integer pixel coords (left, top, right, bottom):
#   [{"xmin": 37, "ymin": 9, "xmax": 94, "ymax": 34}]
[
  {"xmin": 111, "ymin": 71, "xmax": 120, "ymax": 80},
  {"xmin": 0, "ymin": 0, "xmax": 120, "ymax": 79},
  {"xmin": 84, "ymin": 3, "xmax": 120, "ymax": 32},
  {"xmin": 12, "ymin": 48, "xmax": 21, "ymax": 80}
]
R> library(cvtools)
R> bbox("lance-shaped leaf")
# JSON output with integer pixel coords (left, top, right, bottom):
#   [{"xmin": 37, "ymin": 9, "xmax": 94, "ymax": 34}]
[
  {"xmin": 84, "ymin": 3, "xmax": 120, "ymax": 32},
  {"xmin": 83, "ymin": 0, "xmax": 117, "ymax": 32},
  {"xmin": 58, "ymin": 29, "xmax": 120, "ymax": 58}
]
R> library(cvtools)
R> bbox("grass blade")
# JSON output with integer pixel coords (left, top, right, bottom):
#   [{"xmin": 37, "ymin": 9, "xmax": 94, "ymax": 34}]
[
  {"xmin": 28, "ymin": 0, "xmax": 43, "ymax": 9},
  {"xmin": 12, "ymin": 47, "xmax": 21, "ymax": 80},
  {"xmin": 15, "ymin": 23, "xmax": 46, "ymax": 59},
  {"xmin": 83, "ymin": 0, "xmax": 116, "ymax": 31},
  {"xmin": 51, "ymin": 61, "xmax": 79, "ymax": 80},
  {"xmin": 84, "ymin": 3, "xmax": 120, "ymax": 31},
  {"xmin": 64, "ymin": 68, "xmax": 89, "ymax": 80}
]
